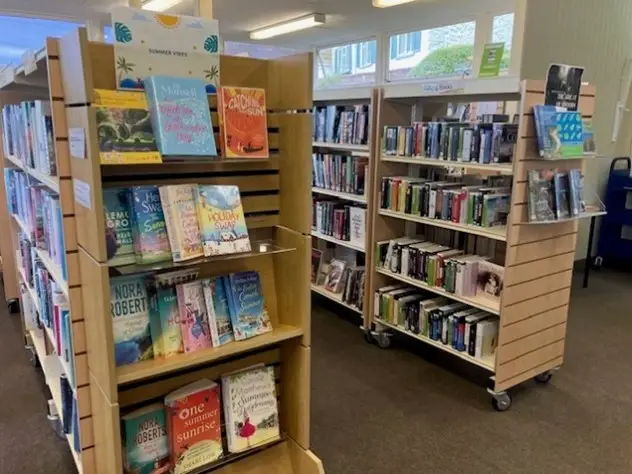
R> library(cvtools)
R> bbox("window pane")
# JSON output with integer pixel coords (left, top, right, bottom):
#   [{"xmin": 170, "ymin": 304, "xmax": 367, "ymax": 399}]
[
  {"xmin": 316, "ymin": 39, "xmax": 377, "ymax": 89},
  {"xmin": 224, "ymin": 41, "xmax": 300, "ymax": 59},
  {"xmin": 388, "ymin": 21, "xmax": 476, "ymax": 81},
  {"xmin": 492, "ymin": 13, "xmax": 514, "ymax": 73}
]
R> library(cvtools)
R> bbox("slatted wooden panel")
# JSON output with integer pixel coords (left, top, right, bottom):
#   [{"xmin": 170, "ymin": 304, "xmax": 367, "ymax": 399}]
[{"xmin": 495, "ymin": 79, "xmax": 595, "ymax": 392}]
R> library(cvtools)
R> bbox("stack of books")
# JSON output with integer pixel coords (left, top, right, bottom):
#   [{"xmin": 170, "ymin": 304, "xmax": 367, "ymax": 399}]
[
  {"xmin": 312, "ymin": 199, "xmax": 366, "ymax": 248},
  {"xmin": 527, "ymin": 168, "xmax": 587, "ymax": 222},
  {"xmin": 311, "ymin": 248, "xmax": 365, "ymax": 310},
  {"xmin": 312, "ymin": 153, "xmax": 368, "ymax": 196},
  {"xmin": 313, "ymin": 104, "xmax": 370, "ymax": 145}
]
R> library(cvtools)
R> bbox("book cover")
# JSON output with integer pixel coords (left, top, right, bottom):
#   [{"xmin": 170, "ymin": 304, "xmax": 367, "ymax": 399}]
[
  {"xmin": 103, "ymin": 187, "xmax": 135, "ymax": 266},
  {"xmin": 324, "ymin": 259, "xmax": 347, "ymax": 293},
  {"xmin": 110, "ymin": 275, "xmax": 153, "ymax": 366},
  {"xmin": 476, "ymin": 262, "xmax": 504, "ymax": 302},
  {"xmin": 226, "ymin": 271, "xmax": 272, "ymax": 340},
  {"xmin": 176, "ymin": 281, "xmax": 212, "ymax": 352},
  {"xmin": 165, "ymin": 380, "xmax": 223, "ymax": 474},
  {"xmin": 122, "ymin": 403, "xmax": 170, "ymax": 474},
  {"xmin": 553, "ymin": 172, "xmax": 571, "ymax": 219},
  {"xmin": 219, "ymin": 87, "xmax": 268, "ymax": 158},
  {"xmin": 195, "ymin": 185, "xmax": 251, "ymax": 257},
  {"xmin": 202, "ymin": 276, "xmax": 234, "ymax": 346},
  {"xmin": 148, "ymin": 286, "xmax": 183, "ymax": 358},
  {"xmin": 159, "ymin": 185, "xmax": 204, "ymax": 262},
  {"xmin": 527, "ymin": 170, "xmax": 556, "ymax": 222},
  {"xmin": 583, "ymin": 118, "xmax": 596, "ymax": 154},
  {"xmin": 129, "ymin": 186, "xmax": 172, "ymax": 264},
  {"xmin": 222, "ymin": 366, "xmax": 280, "ymax": 453},
  {"xmin": 145, "ymin": 75, "xmax": 216, "ymax": 156},
  {"xmin": 93, "ymin": 89, "xmax": 161, "ymax": 164},
  {"xmin": 311, "ymin": 248, "xmax": 323, "ymax": 283},
  {"xmin": 533, "ymin": 105, "xmax": 561, "ymax": 158},
  {"xmin": 556, "ymin": 111, "xmax": 584, "ymax": 157},
  {"xmin": 348, "ymin": 207, "xmax": 366, "ymax": 249},
  {"xmin": 111, "ymin": 8, "xmax": 220, "ymax": 93},
  {"xmin": 569, "ymin": 169, "xmax": 586, "ymax": 215}
]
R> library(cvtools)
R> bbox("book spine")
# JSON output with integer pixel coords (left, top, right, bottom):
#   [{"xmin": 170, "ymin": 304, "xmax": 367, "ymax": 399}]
[
  {"xmin": 159, "ymin": 187, "xmax": 183, "ymax": 262},
  {"xmin": 202, "ymin": 280, "xmax": 221, "ymax": 347}
]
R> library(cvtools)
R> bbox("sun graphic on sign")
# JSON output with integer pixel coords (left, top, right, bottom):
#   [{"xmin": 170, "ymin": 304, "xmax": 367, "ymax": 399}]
[{"xmin": 154, "ymin": 14, "xmax": 180, "ymax": 29}]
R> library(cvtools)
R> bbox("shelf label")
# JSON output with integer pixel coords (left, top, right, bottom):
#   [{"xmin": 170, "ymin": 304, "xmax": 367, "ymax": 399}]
[
  {"xmin": 22, "ymin": 49, "xmax": 37, "ymax": 75},
  {"xmin": 73, "ymin": 179, "xmax": 92, "ymax": 210},
  {"xmin": 0, "ymin": 66, "xmax": 14, "ymax": 88},
  {"xmin": 69, "ymin": 128, "xmax": 86, "ymax": 159},
  {"xmin": 420, "ymin": 81, "xmax": 464, "ymax": 96}
]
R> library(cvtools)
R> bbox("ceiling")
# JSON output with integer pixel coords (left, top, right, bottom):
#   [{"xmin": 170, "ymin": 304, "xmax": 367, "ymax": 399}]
[{"xmin": 0, "ymin": 0, "xmax": 512, "ymax": 49}]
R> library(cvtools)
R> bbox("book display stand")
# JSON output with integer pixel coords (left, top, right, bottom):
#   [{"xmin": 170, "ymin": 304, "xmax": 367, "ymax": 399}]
[{"xmin": 365, "ymin": 80, "xmax": 599, "ymax": 411}]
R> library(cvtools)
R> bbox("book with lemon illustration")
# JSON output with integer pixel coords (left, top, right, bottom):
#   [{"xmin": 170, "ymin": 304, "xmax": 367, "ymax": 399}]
[{"xmin": 219, "ymin": 87, "xmax": 269, "ymax": 158}]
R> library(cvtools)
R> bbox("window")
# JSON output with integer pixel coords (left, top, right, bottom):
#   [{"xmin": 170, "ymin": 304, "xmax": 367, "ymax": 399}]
[
  {"xmin": 492, "ymin": 13, "xmax": 514, "ymax": 74},
  {"xmin": 316, "ymin": 39, "xmax": 377, "ymax": 89},
  {"xmin": 388, "ymin": 21, "xmax": 476, "ymax": 81},
  {"xmin": 224, "ymin": 41, "xmax": 300, "ymax": 59}
]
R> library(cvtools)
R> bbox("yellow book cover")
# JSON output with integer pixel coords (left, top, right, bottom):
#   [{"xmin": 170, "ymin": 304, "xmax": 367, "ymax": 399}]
[{"xmin": 93, "ymin": 89, "xmax": 162, "ymax": 165}]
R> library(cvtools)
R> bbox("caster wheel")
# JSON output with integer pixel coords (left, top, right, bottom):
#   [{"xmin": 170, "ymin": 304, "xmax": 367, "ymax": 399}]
[
  {"xmin": 534, "ymin": 372, "xmax": 553, "ymax": 384},
  {"xmin": 376, "ymin": 333, "xmax": 391, "ymax": 349},
  {"xmin": 593, "ymin": 256, "xmax": 603, "ymax": 270},
  {"xmin": 8, "ymin": 299, "xmax": 19, "ymax": 314},
  {"xmin": 491, "ymin": 393, "xmax": 512, "ymax": 412}
]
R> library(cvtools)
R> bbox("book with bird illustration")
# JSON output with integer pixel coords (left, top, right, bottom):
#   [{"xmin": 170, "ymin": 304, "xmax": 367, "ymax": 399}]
[
  {"xmin": 218, "ymin": 87, "xmax": 269, "ymax": 158},
  {"xmin": 176, "ymin": 280, "xmax": 212, "ymax": 352},
  {"xmin": 165, "ymin": 379, "xmax": 223, "ymax": 474},
  {"xmin": 121, "ymin": 403, "xmax": 170, "ymax": 474},
  {"xmin": 202, "ymin": 276, "xmax": 235, "ymax": 347},
  {"xmin": 93, "ymin": 89, "xmax": 161, "ymax": 164},
  {"xmin": 159, "ymin": 184, "xmax": 204, "ymax": 262},
  {"xmin": 194, "ymin": 185, "xmax": 251, "ymax": 257},
  {"xmin": 222, "ymin": 365, "xmax": 280, "ymax": 453},
  {"xmin": 225, "ymin": 271, "xmax": 272, "ymax": 340},
  {"xmin": 128, "ymin": 185, "xmax": 172, "ymax": 264},
  {"xmin": 103, "ymin": 187, "xmax": 135, "ymax": 266}
]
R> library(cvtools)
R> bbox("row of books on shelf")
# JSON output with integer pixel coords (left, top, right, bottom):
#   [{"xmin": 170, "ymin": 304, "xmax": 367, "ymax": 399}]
[
  {"xmin": 122, "ymin": 365, "xmax": 279, "ymax": 474},
  {"xmin": 311, "ymin": 248, "xmax": 365, "ymax": 311},
  {"xmin": 376, "ymin": 236, "xmax": 504, "ymax": 303},
  {"xmin": 312, "ymin": 104, "xmax": 370, "ymax": 145},
  {"xmin": 312, "ymin": 199, "xmax": 366, "ymax": 247},
  {"xmin": 381, "ymin": 175, "xmax": 511, "ymax": 229},
  {"xmin": 311, "ymin": 153, "xmax": 368, "ymax": 196},
  {"xmin": 533, "ymin": 105, "xmax": 595, "ymax": 158},
  {"xmin": 374, "ymin": 284, "xmax": 498, "ymax": 360},
  {"xmin": 112, "ymin": 269, "xmax": 270, "ymax": 367},
  {"xmin": 2, "ymin": 101, "xmax": 56, "ymax": 176},
  {"xmin": 6, "ymin": 169, "xmax": 68, "ymax": 279},
  {"xmin": 104, "ymin": 184, "xmax": 250, "ymax": 266},
  {"xmin": 383, "ymin": 118, "xmax": 518, "ymax": 164},
  {"xmin": 528, "ymin": 168, "xmax": 587, "ymax": 222}
]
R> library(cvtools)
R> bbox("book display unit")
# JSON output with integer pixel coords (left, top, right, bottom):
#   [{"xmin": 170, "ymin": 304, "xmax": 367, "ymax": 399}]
[
  {"xmin": 311, "ymin": 91, "xmax": 378, "ymax": 322},
  {"xmin": 366, "ymin": 80, "xmax": 600, "ymax": 411}
]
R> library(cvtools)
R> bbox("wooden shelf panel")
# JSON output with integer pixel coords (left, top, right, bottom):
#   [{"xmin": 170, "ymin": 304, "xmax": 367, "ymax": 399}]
[
  {"xmin": 312, "ymin": 141, "xmax": 370, "ymax": 155},
  {"xmin": 4, "ymin": 155, "xmax": 60, "ymax": 193},
  {"xmin": 311, "ymin": 187, "xmax": 367, "ymax": 204},
  {"xmin": 310, "ymin": 230, "xmax": 365, "ymax": 252},
  {"xmin": 311, "ymin": 284, "xmax": 362, "ymax": 315},
  {"xmin": 381, "ymin": 155, "xmax": 514, "ymax": 174},
  {"xmin": 116, "ymin": 324, "xmax": 304, "ymax": 385}
]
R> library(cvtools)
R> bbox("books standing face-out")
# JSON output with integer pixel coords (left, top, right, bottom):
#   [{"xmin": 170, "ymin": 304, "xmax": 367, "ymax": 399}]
[
  {"xmin": 122, "ymin": 403, "xmax": 170, "ymax": 474},
  {"xmin": 104, "ymin": 188, "xmax": 136, "ymax": 266},
  {"xmin": 159, "ymin": 185, "xmax": 204, "ymax": 262},
  {"xmin": 202, "ymin": 277, "xmax": 234, "ymax": 346},
  {"xmin": 176, "ymin": 281, "xmax": 213, "ymax": 353},
  {"xmin": 226, "ymin": 271, "xmax": 272, "ymax": 340},
  {"xmin": 145, "ymin": 75, "xmax": 217, "ymax": 157},
  {"xmin": 129, "ymin": 186, "xmax": 172, "ymax": 264},
  {"xmin": 527, "ymin": 168, "xmax": 586, "ymax": 222},
  {"xmin": 148, "ymin": 285, "xmax": 183, "ymax": 358},
  {"xmin": 219, "ymin": 87, "xmax": 269, "ymax": 158}
]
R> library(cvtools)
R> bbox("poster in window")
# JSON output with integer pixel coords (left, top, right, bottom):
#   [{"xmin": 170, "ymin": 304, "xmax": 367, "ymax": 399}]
[{"xmin": 544, "ymin": 64, "xmax": 584, "ymax": 111}]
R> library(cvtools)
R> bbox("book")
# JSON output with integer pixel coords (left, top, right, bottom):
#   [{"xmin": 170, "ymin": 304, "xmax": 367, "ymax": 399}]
[
  {"xmin": 222, "ymin": 366, "xmax": 280, "ymax": 453},
  {"xmin": 556, "ymin": 111, "xmax": 585, "ymax": 157},
  {"xmin": 553, "ymin": 172, "xmax": 571, "ymax": 219},
  {"xmin": 311, "ymin": 248, "xmax": 323, "ymax": 283},
  {"xmin": 195, "ymin": 185, "xmax": 251, "ymax": 257},
  {"xmin": 219, "ymin": 87, "xmax": 269, "ymax": 158},
  {"xmin": 165, "ymin": 379, "xmax": 223, "ymax": 474},
  {"xmin": 128, "ymin": 186, "xmax": 172, "ymax": 264},
  {"xmin": 159, "ymin": 185, "xmax": 204, "ymax": 262},
  {"xmin": 348, "ymin": 207, "xmax": 366, "ymax": 249},
  {"xmin": 176, "ymin": 281, "xmax": 212, "ymax": 353},
  {"xmin": 202, "ymin": 276, "xmax": 235, "ymax": 346},
  {"xmin": 583, "ymin": 118, "xmax": 596, "ymax": 154},
  {"xmin": 110, "ymin": 275, "xmax": 153, "ymax": 366},
  {"xmin": 148, "ymin": 286, "xmax": 183, "ymax": 358},
  {"xmin": 568, "ymin": 169, "xmax": 586, "ymax": 215},
  {"xmin": 103, "ymin": 187, "xmax": 135, "ymax": 266},
  {"xmin": 121, "ymin": 403, "xmax": 170, "ymax": 474},
  {"xmin": 144, "ymin": 75, "xmax": 217, "ymax": 156},
  {"xmin": 324, "ymin": 259, "xmax": 347, "ymax": 293},
  {"xmin": 533, "ymin": 105, "xmax": 584, "ymax": 158},
  {"xmin": 226, "ymin": 271, "xmax": 272, "ymax": 340},
  {"xmin": 476, "ymin": 262, "xmax": 504, "ymax": 302},
  {"xmin": 93, "ymin": 89, "xmax": 161, "ymax": 164},
  {"xmin": 527, "ymin": 170, "xmax": 556, "ymax": 222}
]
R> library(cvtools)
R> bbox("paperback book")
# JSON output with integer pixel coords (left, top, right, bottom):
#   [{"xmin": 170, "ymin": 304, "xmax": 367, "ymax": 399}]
[
  {"xmin": 159, "ymin": 184, "xmax": 204, "ymax": 262},
  {"xmin": 554, "ymin": 172, "xmax": 571, "ymax": 219},
  {"xmin": 128, "ymin": 186, "xmax": 172, "ymax": 264},
  {"xmin": 226, "ymin": 271, "xmax": 272, "ymax": 340},
  {"xmin": 476, "ymin": 262, "xmax": 504, "ymax": 302},
  {"xmin": 219, "ymin": 87, "xmax": 269, "ymax": 158},
  {"xmin": 148, "ymin": 285, "xmax": 183, "ymax": 358},
  {"xmin": 176, "ymin": 281, "xmax": 212, "ymax": 352},
  {"xmin": 527, "ymin": 170, "xmax": 556, "ymax": 222},
  {"xmin": 121, "ymin": 403, "xmax": 170, "ymax": 474},
  {"xmin": 103, "ymin": 187, "xmax": 135, "ymax": 266},
  {"xmin": 202, "ymin": 276, "xmax": 235, "ymax": 346}
]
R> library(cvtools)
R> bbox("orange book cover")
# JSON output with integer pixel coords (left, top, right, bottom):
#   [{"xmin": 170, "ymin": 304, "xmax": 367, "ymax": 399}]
[{"xmin": 219, "ymin": 87, "xmax": 269, "ymax": 158}]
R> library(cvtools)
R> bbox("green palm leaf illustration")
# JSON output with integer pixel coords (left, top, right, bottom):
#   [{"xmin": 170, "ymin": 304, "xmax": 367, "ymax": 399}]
[
  {"xmin": 114, "ymin": 22, "xmax": 133, "ymax": 43},
  {"xmin": 204, "ymin": 35, "xmax": 219, "ymax": 53}
]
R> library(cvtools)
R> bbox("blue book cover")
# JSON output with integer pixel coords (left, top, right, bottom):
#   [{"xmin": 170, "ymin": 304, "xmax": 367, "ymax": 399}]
[
  {"xmin": 148, "ymin": 286, "xmax": 183, "ymax": 358},
  {"xmin": 202, "ymin": 276, "xmax": 234, "ymax": 346},
  {"xmin": 121, "ymin": 403, "xmax": 170, "ymax": 474},
  {"xmin": 226, "ymin": 271, "xmax": 272, "ymax": 341},
  {"xmin": 144, "ymin": 75, "xmax": 217, "ymax": 156},
  {"xmin": 128, "ymin": 186, "xmax": 172, "ymax": 265},
  {"xmin": 554, "ymin": 172, "xmax": 571, "ymax": 219},
  {"xmin": 568, "ymin": 169, "xmax": 586, "ymax": 216},
  {"xmin": 103, "ymin": 188, "xmax": 135, "ymax": 266},
  {"xmin": 110, "ymin": 275, "xmax": 154, "ymax": 366}
]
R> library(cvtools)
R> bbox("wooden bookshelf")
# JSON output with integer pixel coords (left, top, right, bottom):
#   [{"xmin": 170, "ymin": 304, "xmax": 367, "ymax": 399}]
[
  {"xmin": 57, "ymin": 27, "xmax": 324, "ymax": 474},
  {"xmin": 312, "ymin": 186, "xmax": 367, "ymax": 204},
  {"xmin": 310, "ymin": 283, "xmax": 363, "ymax": 315},
  {"xmin": 381, "ymin": 155, "xmax": 514, "ymax": 174},
  {"xmin": 310, "ymin": 230, "xmax": 365, "ymax": 253}
]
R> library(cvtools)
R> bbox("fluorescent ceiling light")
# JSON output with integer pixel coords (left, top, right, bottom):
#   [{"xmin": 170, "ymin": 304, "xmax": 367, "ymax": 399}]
[
  {"xmin": 142, "ymin": 0, "xmax": 182, "ymax": 12},
  {"xmin": 373, "ymin": 0, "xmax": 417, "ymax": 7},
  {"xmin": 250, "ymin": 13, "xmax": 325, "ymax": 40}
]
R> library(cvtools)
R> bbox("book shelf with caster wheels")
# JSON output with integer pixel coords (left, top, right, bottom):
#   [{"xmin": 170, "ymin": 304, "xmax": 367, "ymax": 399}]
[
  {"xmin": 365, "ymin": 80, "xmax": 597, "ymax": 411},
  {"xmin": 57, "ymin": 27, "xmax": 324, "ymax": 474}
]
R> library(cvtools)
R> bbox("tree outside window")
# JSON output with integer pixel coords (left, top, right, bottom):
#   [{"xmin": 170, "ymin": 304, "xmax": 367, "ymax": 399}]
[{"xmin": 316, "ymin": 40, "xmax": 377, "ymax": 89}]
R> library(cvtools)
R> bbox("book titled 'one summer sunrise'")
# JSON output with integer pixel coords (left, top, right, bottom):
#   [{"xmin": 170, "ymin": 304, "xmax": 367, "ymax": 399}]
[{"xmin": 145, "ymin": 76, "xmax": 217, "ymax": 157}]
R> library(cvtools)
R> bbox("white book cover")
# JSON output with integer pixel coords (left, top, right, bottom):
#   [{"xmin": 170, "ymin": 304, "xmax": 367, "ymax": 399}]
[
  {"xmin": 111, "ymin": 7, "xmax": 220, "ymax": 93},
  {"xmin": 349, "ymin": 207, "xmax": 365, "ymax": 249}
]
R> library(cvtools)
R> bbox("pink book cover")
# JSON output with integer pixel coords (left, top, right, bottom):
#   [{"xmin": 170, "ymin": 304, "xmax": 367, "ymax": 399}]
[{"xmin": 176, "ymin": 281, "xmax": 212, "ymax": 353}]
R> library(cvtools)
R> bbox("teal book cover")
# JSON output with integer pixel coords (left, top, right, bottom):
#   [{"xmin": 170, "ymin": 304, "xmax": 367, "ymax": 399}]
[
  {"xmin": 103, "ymin": 187, "xmax": 135, "ymax": 266},
  {"xmin": 129, "ymin": 186, "xmax": 172, "ymax": 265},
  {"xmin": 149, "ymin": 286, "xmax": 183, "ymax": 358},
  {"xmin": 226, "ymin": 271, "xmax": 272, "ymax": 341},
  {"xmin": 202, "ymin": 276, "xmax": 234, "ymax": 346},
  {"xmin": 556, "ymin": 111, "xmax": 584, "ymax": 158},
  {"xmin": 122, "ymin": 403, "xmax": 170, "ymax": 474},
  {"xmin": 144, "ymin": 75, "xmax": 217, "ymax": 156}
]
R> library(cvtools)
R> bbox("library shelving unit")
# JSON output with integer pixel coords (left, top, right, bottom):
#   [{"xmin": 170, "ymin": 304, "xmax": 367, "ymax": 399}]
[
  {"xmin": 366, "ymin": 79, "xmax": 597, "ymax": 411},
  {"xmin": 0, "ymin": 38, "xmax": 92, "ymax": 471},
  {"xmin": 311, "ymin": 89, "xmax": 379, "ymax": 324},
  {"xmin": 58, "ymin": 27, "xmax": 324, "ymax": 474}
]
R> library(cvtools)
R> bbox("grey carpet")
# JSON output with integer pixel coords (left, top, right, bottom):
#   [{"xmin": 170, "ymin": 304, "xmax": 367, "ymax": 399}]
[{"xmin": 1, "ymin": 270, "xmax": 631, "ymax": 473}]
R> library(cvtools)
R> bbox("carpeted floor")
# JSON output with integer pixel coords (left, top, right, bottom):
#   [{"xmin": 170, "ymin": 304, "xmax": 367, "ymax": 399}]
[{"xmin": 1, "ymin": 270, "xmax": 631, "ymax": 473}]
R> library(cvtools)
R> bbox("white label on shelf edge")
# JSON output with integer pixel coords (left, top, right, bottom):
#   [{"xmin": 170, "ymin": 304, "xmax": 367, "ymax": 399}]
[
  {"xmin": 69, "ymin": 128, "xmax": 86, "ymax": 159},
  {"xmin": 22, "ymin": 49, "xmax": 37, "ymax": 75},
  {"xmin": 73, "ymin": 179, "xmax": 91, "ymax": 210}
]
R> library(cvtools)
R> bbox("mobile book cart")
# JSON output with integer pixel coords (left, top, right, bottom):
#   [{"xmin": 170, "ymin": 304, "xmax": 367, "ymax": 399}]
[
  {"xmin": 0, "ymin": 38, "xmax": 91, "ymax": 471},
  {"xmin": 58, "ymin": 27, "xmax": 324, "ymax": 474},
  {"xmin": 365, "ymin": 78, "xmax": 598, "ymax": 411}
]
